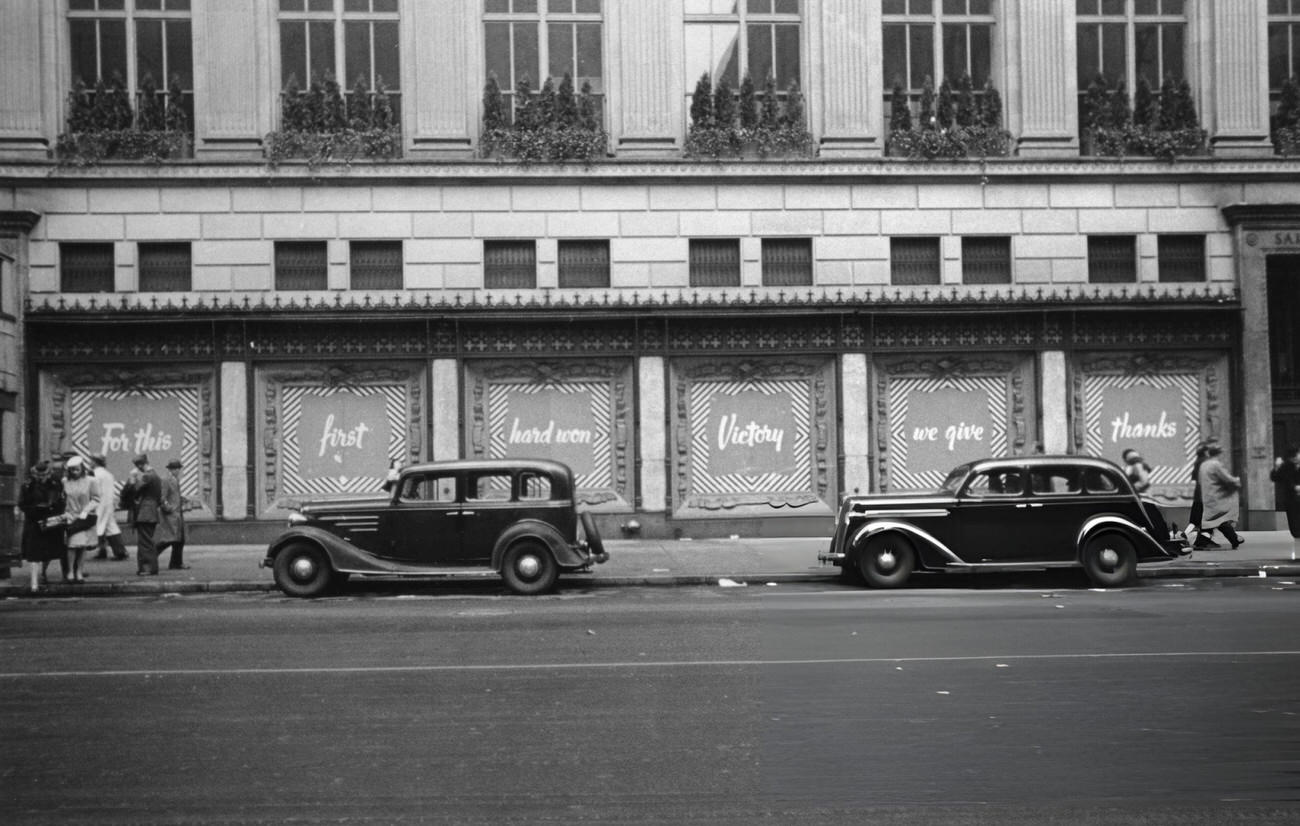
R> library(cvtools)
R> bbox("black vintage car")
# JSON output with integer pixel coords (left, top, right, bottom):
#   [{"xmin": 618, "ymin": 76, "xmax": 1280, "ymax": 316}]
[
  {"xmin": 262, "ymin": 459, "xmax": 608, "ymax": 597},
  {"xmin": 819, "ymin": 455, "xmax": 1190, "ymax": 588}
]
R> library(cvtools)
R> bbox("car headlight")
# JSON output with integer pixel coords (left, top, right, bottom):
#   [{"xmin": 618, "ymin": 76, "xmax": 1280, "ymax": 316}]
[{"xmin": 287, "ymin": 512, "xmax": 309, "ymax": 526}]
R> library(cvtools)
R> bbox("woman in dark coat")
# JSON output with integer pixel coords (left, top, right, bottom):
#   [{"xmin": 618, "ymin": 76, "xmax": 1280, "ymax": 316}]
[
  {"xmin": 19, "ymin": 461, "xmax": 67, "ymax": 589},
  {"xmin": 1272, "ymin": 445, "xmax": 1300, "ymax": 560}
]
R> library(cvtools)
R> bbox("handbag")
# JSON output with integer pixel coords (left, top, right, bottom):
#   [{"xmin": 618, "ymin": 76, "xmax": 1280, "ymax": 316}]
[{"xmin": 64, "ymin": 513, "xmax": 97, "ymax": 534}]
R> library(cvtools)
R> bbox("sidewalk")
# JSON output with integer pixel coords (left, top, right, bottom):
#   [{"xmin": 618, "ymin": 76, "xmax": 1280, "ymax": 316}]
[{"xmin": 3, "ymin": 531, "xmax": 1298, "ymax": 598}]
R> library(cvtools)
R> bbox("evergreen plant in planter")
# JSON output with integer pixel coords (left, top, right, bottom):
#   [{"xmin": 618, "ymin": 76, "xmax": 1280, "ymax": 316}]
[
  {"xmin": 684, "ymin": 71, "xmax": 814, "ymax": 159},
  {"xmin": 479, "ymin": 72, "xmax": 607, "ymax": 163},
  {"xmin": 1081, "ymin": 74, "xmax": 1206, "ymax": 160},
  {"xmin": 57, "ymin": 73, "xmax": 191, "ymax": 165},
  {"xmin": 1273, "ymin": 76, "xmax": 1300, "ymax": 156},
  {"xmin": 264, "ymin": 72, "xmax": 402, "ymax": 167},
  {"xmin": 886, "ymin": 74, "xmax": 1011, "ymax": 159}
]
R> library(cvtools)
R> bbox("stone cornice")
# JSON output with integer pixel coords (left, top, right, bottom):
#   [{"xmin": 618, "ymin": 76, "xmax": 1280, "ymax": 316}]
[
  {"xmin": 1222, "ymin": 203, "xmax": 1300, "ymax": 225},
  {"xmin": 3, "ymin": 158, "xmax": 1300, "ymax": 186},
  {"xmin": 0, "ymin": 209, "xmax": 42, "ymax": 232}
]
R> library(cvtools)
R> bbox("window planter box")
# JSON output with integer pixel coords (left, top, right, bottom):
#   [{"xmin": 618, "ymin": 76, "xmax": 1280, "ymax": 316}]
[
  {"xmin": 56, "ymin": 130, "xmax": 192, "ymax": 165},
  {"xmin": 1081, "ymin": 127, "xmax": 1207, "ymax": 161},
  {"xmin": 886, "ymin": 126, "xmax": 1012, "ymax": 160},
  {"xmin": 263, "ymin": 127, "xmax": 402, "ymax": 167}
]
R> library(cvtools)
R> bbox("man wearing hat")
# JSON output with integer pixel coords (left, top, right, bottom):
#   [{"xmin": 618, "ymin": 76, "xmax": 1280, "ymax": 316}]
[
  {"xmin": 89, "ymin": 454, "xmax": 128, "ymax": 560},
  {"xmin": 122, "ymin": 453, "xmax": 163, "ymax": 575},
  {"xmin": 155, "ymin": 458, "xmax": 188, "ymax": 570}
]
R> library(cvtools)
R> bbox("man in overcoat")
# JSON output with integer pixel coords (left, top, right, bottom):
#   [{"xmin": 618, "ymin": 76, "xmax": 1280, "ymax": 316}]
[
  {"xmin": 124, "ymin": 453, "xmax": 163, "ymax": 575},
  {"xmin": 155, "ymin": 458, "xmax": 188, "ymax": 570}
]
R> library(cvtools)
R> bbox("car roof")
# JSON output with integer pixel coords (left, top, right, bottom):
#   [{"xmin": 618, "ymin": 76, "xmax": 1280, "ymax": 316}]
[
  {"xmin": 966, "ymin": 455, "xmax": 1125, "ymax": 474},
  {"xmin": 400, "ymin": 458, "xmax": 574, "ymax": 477}
]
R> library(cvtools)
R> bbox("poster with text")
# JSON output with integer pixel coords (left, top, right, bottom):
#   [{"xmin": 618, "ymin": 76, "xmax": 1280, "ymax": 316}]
[
  {"xmin": 887, "ymin": 377, "xmax": 1009, "ymax": 490},
  {"xmin": 488, "ymin": 382, "xmax": 611, "ymax": 489},
  {"xmin": 70, "ymin": 388, "xmax": 200, "ymax": 500},
  {"xmin": 688, "ymin": 380, "xmax": 810, "ymax": 497},
  {"xmin": 281, "ymin": 386, "xmax": 404, "ymax": 496},
  {"xmin": 1082, "ymin": 375, "xmax": 1199, "ymax": 484}
]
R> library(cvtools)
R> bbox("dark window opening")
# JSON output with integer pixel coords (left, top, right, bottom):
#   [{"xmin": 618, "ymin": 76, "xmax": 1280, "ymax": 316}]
[
  {"xmin": 890, "ymin": 237, "xmax": 941, "ymax": 285},
  {"xmin": 138, "ymin": 242, "xmax": 192, "ymax": 291},
  {"xmin": 350, "ymin": 241, "xmax": 403, "ymax": 290},
  {"xmin": 557, "ymin": 240, "xmax": 610, "ymax": 288},
  {"xmin": 761, "ymin": 238, "xmax": 813, "ymax": 287},
  {"xmin": 61, "ymin": 243, "xmax": 115, "ymax": 293},
  {"xmin": 689, "ymin": 239, "xmax": 741, "ymax": 287},
  {"xmin": 275, "ymin": 241, "xmax": 328, "ymax": 290},
  {"xmin": 961, "ymin": 236, "xmax": 1012, "ymax": 284},
  {"xmin": 1087, "ymin": 235, "xmax": 1137, "ymax": 283},
  {"xmin": 484, "ymin": 240, "xmax": 537, "ymax": 289},
  {"xmin": 1157, "ymin": 234, "xmax": 1205, "ymax": 282}
]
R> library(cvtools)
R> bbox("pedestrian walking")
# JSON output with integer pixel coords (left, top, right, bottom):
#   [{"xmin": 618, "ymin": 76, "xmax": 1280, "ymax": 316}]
[
  {"xmin": 18, "ymin": 461, "xmax": 67, "ymax": 590},
  {"xmin": 1271, "ymin": 445, "xmax": 1300, "ymax": 561},
  {"xmin": 155, "ymin": 458, "xmax": 188, "ymax": 570},
  {"xmin": 1197, "ymin": 442, "xmax": 1243, "ymax": 550},
  {"xmin": 123, "ymin": 453, "xmax": 163, "ymax": 576},
  {"xmin": 1122, "ymin": 448, "xmax": 1152, "ymax": 494},
  {"xmin": 61, "ymin": 456, "xmax": 101, "ymax": 583},
  {"xmin": 89, "ymin": 453, "xmax": 128, "ymax": 560},
  {"xmin": 1187, "ymin": 439, "xmax": 1220, "ymax": 547}
]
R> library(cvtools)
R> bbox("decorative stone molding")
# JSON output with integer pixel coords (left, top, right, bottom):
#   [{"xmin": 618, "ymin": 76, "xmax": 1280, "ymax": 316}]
[
  {"xmin": 44, "ymin": 366, "xmax": 217, "ymax": 518},
  {"xmin": 465, "ymin": 358, "xmax": 632, "ymax": 509},
  {"xmin": 872, "ymin": 355, "xmax": 1033, "ymax": 493},
  {"xmin": 670, "ymin": 357, "xmax": 834, "ymax": 516},
  {"xmin": 257, "ymin": 363, "xmax": 424, "ymax": 513}
]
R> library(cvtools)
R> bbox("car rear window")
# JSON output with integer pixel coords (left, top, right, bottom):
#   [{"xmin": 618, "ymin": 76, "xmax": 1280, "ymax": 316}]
[
  {"xmin": 519, "ymin": 472, "xmax": 552, "ymax": 500},
  {"xmin": 1083, "ymin": 468, "xmax": 1124, "ymax": 494},
  {"xmin": 400, "ymin": 473, "xmax": 456, "ymax": 503},
  {"xmin": 468, "ymin": 472, "xmax": 513, "ymax": 502}
]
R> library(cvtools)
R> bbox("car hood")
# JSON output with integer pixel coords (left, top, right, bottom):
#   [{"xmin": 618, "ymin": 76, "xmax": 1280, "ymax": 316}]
[{"xmin": 297, "ymin": 495, "xmax": 390, "ymax": 514}]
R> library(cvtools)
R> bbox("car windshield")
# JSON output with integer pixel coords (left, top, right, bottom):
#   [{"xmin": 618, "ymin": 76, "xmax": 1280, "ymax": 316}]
[{"xmin": 937, "ymin": 464, "xmax": 971, "ymax": 494}]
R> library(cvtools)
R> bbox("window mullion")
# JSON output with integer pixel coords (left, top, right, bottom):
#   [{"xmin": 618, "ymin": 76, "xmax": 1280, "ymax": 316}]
[
  {"xmin": 334, "ymin": 9, "xmax": 344, "ymax": 83},
  {"xmin": 125, "ymin": 12, "xmax": 137, "ymax": 93}
]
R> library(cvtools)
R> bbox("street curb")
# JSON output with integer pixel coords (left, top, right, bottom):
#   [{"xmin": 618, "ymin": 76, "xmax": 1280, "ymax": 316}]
[{"xmin": 3, "ymin": 564, "xmax": 1299, "ymax": 598}]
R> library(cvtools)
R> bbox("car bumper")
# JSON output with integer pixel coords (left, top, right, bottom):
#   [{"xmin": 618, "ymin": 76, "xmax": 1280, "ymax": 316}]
[{"xmin": 818, "ymin": 550, "xmax": 845, "ymax": 565}]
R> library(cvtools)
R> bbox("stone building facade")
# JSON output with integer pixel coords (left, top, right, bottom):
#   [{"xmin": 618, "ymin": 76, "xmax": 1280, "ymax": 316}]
[{"xmin": 1, "ymin": 2, "xmax": 1299, "ymax": 543}]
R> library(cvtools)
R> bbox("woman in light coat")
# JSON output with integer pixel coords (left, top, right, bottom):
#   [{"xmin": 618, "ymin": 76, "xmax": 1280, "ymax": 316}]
[
  {"xmin": 61, "ymin": 456, "xmax": 101, "ymax": 583},
  {"xmin": 1197, "ymin": 443, "xmax": 1243, "ymax": 549}
]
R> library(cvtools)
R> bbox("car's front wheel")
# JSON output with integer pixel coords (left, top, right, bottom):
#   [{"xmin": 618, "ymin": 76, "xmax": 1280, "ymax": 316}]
[
  {"xmin": 501, "ymin": 540, "xmax": 558, "ymax": 595},
  {"xmin": 1082, "ymin": 532, "xmax": 1137, "ymax": 587},
  {"xmin": 272, "ymin": 542, "xmax": 334, "ymax": 598},
  {"xmin": 857, "ymin": 534, "xmax": 915, "ymax": 588}
]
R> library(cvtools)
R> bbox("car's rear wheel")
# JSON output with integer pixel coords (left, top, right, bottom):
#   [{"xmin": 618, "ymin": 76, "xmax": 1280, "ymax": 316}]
[
  {"xmin": 273, "ymin": 542, "xmax": 333, "ymax": 598},
  {"xmin": 857, "ymin": 534, "xmax": 915, "ymax": 588},
  {"xmin": 1082, "ymin": 532, "xmax": 1137, "ymax": 587},
  {"xmin": 501, "ymin": 540, "xmax": 558, "ymax": 595}
]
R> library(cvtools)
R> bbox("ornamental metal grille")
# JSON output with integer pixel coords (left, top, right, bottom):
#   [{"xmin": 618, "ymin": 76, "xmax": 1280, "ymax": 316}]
[
  {"xmin": 761, "ymin": 238, "xmax": 813, "ymax": 287},
  {"xmin": 274, "ymin": 241, "xmax": 328, "ymax": 291},
  {"xmin": 1087, "ymin": 235, "xmax": 1137, "ymax": 283},
  {"xmin": 961, "ymin": 236, "xmax": 1011, "ymax": 285},
  {"xmin": 1157, "ymin": 234, "xmax": 1205, "ymax": 282},
  {"xmin": 349, "ymin": 240, "xmax": 402, "ymax": 290},
  {"xmin": 138, "ymin": 242, "xmax": 192, "ymax": 292},
  {"xmin": 890, "ymin": 237, "xmax": 941, "ymax": 285},
  {"xmin": 483, "ymin": 240, "xmax": 537, "ymax": 289},
  {"xmin": 689, "ymin": 239, "xmax": 741, "ymax": 287},
  {"xmin": 557, "ymin": 240, "xmax": 610, "ymax": 288},
  {"xmin": 60, "ymin": 243, "xmax": 114, "ymax": 293}
]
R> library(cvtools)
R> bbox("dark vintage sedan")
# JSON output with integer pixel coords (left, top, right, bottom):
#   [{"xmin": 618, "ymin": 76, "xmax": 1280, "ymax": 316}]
[
  {"xmin": 819, "ymin": 455, "xmax": 1190, "ymax": 588},
  {"xmin": 262, "ymin": 459, "xmax": 608, "ymax": 597}
]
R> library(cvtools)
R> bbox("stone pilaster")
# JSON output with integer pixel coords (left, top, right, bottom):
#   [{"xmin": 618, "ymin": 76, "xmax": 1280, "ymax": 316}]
[
  {"xmin": 1040, "ymin": 351, "xmax": 1069, "ymax": 454},
  {"xmin": 0, "ymin": 3, "xmax": 52, "ymax": 157},
  {"xmin": 408, "ymin": 0, "xmax": 474, "ymax": 157},
  {"xmin": 638, "ymin": 356, "xmax": 666, "ymax": 511},
  {"xmin": 1013, "ymin": 0, "xmax": 1078, "ymax": 157},
  {"xmin": 614, "ymin": 2, "xmax": 679, "ymax": 156},
  {"xmin": 194, "ymin": 0, "xmax": 268, "ymax": 158},
  {"xmin": 816, "ymin": 0, "xmax": 880, "ymax": 158},
  {"xmin": 220, "ymin": 362, "xmax": 248, "ymax": 519},
  {"xmin": 840, "ymin": 353, "xmax": 870, "ymax": 493},
  {"xmin": 431, "ymin": 358, "xmax": 460, "ymax": 461},
  {"xmin": 1209, "ymin": 0, "xmax": 1272, "ymax": 156}
]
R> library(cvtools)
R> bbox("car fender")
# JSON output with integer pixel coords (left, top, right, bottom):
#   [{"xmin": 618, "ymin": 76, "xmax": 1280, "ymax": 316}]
[
  {"xmin": 265, "ymin": 526, "xmax": 370, "ymax": 570},
  {"xmin": 848, "ymin": 520, "xmax": 961, "ymax": 568},
  {"xmin": 1075, "ymin": 514, "xmax": 1168, "ymax": 560},
  {"xmin": 491, "ymin": 519, "xmax": 585, "ymax": 571}
]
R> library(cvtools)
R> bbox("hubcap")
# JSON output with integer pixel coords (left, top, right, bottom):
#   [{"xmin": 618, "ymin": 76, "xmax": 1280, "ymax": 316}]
[
  {"xmin": 290, "ymin": 555, "xmax": 316, "ymax": 581},
  {"xmin": 516, "ymin": 554, "xmax": 541, "ymax": 579},
  {"xmin": 876, "ymin": 550, "xmax": 897, "ymax": 571},
  {"xmin": 1099, "ymin": 547, "xmax": 1119, "ymax": 569}
]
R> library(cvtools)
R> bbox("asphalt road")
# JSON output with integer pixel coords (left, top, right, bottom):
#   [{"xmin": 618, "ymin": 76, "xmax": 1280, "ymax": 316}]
[{"xmin": 2, "ymin": 578, "xmax": 1299, "ymax": 825}]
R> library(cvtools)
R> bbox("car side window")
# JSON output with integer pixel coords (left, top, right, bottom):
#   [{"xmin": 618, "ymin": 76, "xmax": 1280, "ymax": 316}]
[
  {"xmin": 1083, "ymin": 468, "xmax": 1123, "ymax": 494},
  {"xmin": 962, "ymin": 469, "xmax": 1024, "ymax": 498},
  {"xmin": 519, "ymin": 472, "xmax": 552, "ymax": 500},
  {"xmin": 467, "ymin": 472, "xmax": 513, "ymax": 502},
  {"xmin": 400, "ymin": 473, "xmax": 456, "ymax": 503},
  {"xmin": 1029, "ymin": 468, "xmax": 1082, "ymax": 495}
]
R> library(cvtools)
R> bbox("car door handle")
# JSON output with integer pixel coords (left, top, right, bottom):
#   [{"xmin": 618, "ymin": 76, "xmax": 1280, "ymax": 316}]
[
  {"xmin": 1028, "ymin": 503, "xmax": 1044, "ymax": 508},
  {"xmin": 456, "ymin": 510, "xmax": 475, "ymax": 517},
  {"xmin": 1016, "ymin": 503, "xmax": 1029, "ymax": 508}
]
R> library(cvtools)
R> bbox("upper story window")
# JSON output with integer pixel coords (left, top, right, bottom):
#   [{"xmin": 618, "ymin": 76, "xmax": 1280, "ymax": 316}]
[
  {"xmin": 484, "ymin": 240, "xmax": 537, "ymax": 289},
  {"xmin": 890, "ymin": 237, "xmax": 941, "ymax": 286},
  {"xmin": 1087, "ymin": 235, "xmax": 1137, "ymax": 283},
  {"xmin": 883, "ymin": 0, "xmax": 994, "ymax": 107},
  {"xmin": 67, "ymin": 0, "xmax": 193, "ymax": 130},
  {"xmin": 275, "ymin": 241, "xmax": 328, "ymax": 291},
  {"xmin": 1157, "ymin": 234, "xmax": 1205, "ymax": 282},
  {"xmin": 350, "ymin": 241, "xmax": 402, "ymax": 290},
  {"xmin": 138, "ymin": 242, "xmax": 191, "ymax": 291},
  {"xmin": 1269, "ymin": 1, "xmax": 1300, "ymax": 117},
  {"xmin": 689, "ymin": 239, "xmax": 741, "ymax": 288},
  {"xmin": 557, "ymin": 240, "xmax": 610, "ymax": 288},
  {"xmin": 278, "ymin": 0, "xmax": 401, "ymax": 124},
  {"xmin": 961, "ymin": 236, "xmax": 1011, "ymax": 284},
  {"xmin": 761, "ymin": 238, "xmax": 812, "ymax": 287},
  {"xmin": 485, "ymin": 0, "xmax": 604, "ymax": 124},
  {"xmin": 684, "ymin": 1, "xmax": 801, "ymax": 108},
  {"xmin": 61, "ymin": 243, "xmax": 115, "ymax": 293},
  {"xmin": 1077, "ymin": 1, "xmax": 1186, "ymax": 104}
]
